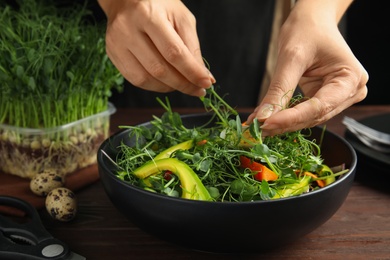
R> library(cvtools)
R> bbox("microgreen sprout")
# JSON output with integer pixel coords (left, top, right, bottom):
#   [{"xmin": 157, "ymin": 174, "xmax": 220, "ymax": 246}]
[
  {"xmin": 200, "ymin": 86, "xmax": 238, "ymax": 127},
  {"xmin": 0, "ymin": 0, "xmax": 123, "ymax": 129},
  {"xmin": 115, "ymin": 87, "xmax": 348, "ymax": 202},
  {"xmin": 0, "ymin": 0, "xmax": 123, "ymax": 178}
]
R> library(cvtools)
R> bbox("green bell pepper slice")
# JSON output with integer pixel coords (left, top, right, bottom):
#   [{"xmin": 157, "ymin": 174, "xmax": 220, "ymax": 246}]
[
  {"xmin": 273, "ymin": 175, "xmax": 311, "ymax": 199},
  {"xmin": 318, "ymin": 164, "xmax": 336, "ymax": 186}
]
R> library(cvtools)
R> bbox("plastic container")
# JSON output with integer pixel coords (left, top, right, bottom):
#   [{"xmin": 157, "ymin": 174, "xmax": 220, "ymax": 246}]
[{"xmin": 0, "ymin": 103, "xmax": 116, "ymax": 179}]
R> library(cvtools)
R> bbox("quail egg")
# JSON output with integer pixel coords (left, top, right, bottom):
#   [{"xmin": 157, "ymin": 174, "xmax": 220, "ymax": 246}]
[
  {"xmin": 30, "ymin": 170, "xmax": 64, "ymax": 196},
  {"xmin": 45, "ymin": 187, "xmax": 77, "ymax": 222}
]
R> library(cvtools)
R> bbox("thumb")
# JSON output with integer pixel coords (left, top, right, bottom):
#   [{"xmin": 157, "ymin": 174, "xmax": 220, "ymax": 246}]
[{"xmin": 247, "ymin": 58, "xmax": 302, "ymax": 124}]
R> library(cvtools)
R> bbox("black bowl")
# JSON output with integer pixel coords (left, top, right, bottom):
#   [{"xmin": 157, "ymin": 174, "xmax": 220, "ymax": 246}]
[{"xmin": 97, "ymin": 113, "xmax": 357, "ymax": 253}]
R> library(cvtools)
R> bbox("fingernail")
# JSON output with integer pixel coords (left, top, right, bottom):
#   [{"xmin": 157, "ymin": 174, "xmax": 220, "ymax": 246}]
[
  {"xmin": 260, "ymin": 121, "xmax": 273, "ymax": 130},
  {"xmin": 257, "ymin": 104, "xmax": 275, "ymax": 120},
  {"xmin": 199, "ymin": 78, "xmax": 212, "ymax": 89},
  {"xmin": 207, "ymin": 69, "xmax": 216, "ymax": 84},
  {"xmin": 198, "ymin": 88, "xmax": 207, "ymax": 97}
]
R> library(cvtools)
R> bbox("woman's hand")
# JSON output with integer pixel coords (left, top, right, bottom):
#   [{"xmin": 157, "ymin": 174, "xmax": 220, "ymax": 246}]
[
  {"xmin": 98, "ymin": 0, "xmax": 215, "ymax": 97},
  {"xmin": 247, "ymin": 0, "xmax": 368, "ymax": 136}
]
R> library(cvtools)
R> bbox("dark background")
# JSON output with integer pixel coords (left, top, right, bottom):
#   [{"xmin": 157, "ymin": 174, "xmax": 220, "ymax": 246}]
[
  {"xmin": 346, "ymin": 0, "xmax": 390, "ymax": 105},
  {"xmin": 3, "ymin": 0, "xmax": 388, "ymax": 106}
]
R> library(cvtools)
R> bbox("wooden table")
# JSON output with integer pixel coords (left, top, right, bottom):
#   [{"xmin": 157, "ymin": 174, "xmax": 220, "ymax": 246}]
[{"xmin": 39, "ymin": 105, "xmax": 390, "ymax": 260}]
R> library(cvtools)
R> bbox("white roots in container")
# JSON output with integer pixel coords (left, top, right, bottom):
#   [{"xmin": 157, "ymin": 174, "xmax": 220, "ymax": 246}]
[{"xmin": 0, "ymin": 124, "xmax": 108, "ymax": 179}]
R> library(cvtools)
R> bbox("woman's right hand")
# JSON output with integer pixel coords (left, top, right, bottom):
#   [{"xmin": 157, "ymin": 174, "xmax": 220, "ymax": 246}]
[
  {"xmin": 247, "ymin": 0, "xmax": 368, "ymax": 136},
  {"xmin": 98, "ymin": 0, "xmax": 215, "ymax": 96}
]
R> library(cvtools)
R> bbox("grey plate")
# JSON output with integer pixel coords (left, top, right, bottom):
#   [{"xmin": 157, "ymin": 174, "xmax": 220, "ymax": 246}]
[{"xmin": 345, "ymin": 113, "xmax": 390, "ymax": 168}]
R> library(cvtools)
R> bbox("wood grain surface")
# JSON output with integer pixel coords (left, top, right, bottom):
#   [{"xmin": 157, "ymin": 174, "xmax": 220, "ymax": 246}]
[{"xmin": 6, "ymin": 105, "xmax": 390, "ymax": 260}]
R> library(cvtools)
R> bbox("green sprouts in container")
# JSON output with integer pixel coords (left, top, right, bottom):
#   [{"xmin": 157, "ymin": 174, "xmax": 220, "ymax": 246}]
[
  {"xmin": 0, "ymin": 0, "xmax": 123, "ymax": 128},
  {"xmin": 0, "ymin": 0, "xmax": 123, "ymax": 178}
]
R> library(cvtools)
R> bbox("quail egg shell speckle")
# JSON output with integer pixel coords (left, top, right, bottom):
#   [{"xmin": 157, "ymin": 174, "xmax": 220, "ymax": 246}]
[
  {"xmin": 30, "ymin": 171, "xmax": 64, "ymax": 196},
  {"xmin": 45, "ymin": 187, "xmax": 77, "ymax": 222}
]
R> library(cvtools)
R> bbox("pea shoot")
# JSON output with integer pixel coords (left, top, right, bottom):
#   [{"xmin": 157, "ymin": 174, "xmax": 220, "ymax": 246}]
[
  {"xmin": 115, "ymin": 86, "xmax": 349, "ymax": 202},
  {"xmin": 0, "ymin": 0, "xmax": 123, "ymax": 178}
]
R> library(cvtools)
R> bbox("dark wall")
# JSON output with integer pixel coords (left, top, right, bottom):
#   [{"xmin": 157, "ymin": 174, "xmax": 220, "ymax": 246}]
[
  {"xmin": 346, "ymin": 0, "xmax": 390, "ymax": 105},
  {"xmin": 4, "ymin": 0, "xmax": 386, "ymax": 106}
]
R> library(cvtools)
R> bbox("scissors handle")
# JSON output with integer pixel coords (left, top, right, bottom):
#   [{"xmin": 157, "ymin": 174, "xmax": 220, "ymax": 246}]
[{"xmin": 0, "ymin": 196, "xmax": 71, "ymax": 260}]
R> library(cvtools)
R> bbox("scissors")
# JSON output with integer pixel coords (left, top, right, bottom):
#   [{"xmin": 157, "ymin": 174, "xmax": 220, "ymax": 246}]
[{"xmin": 0, "ymin": 196, "xmax": 85, "ymax": 260}]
